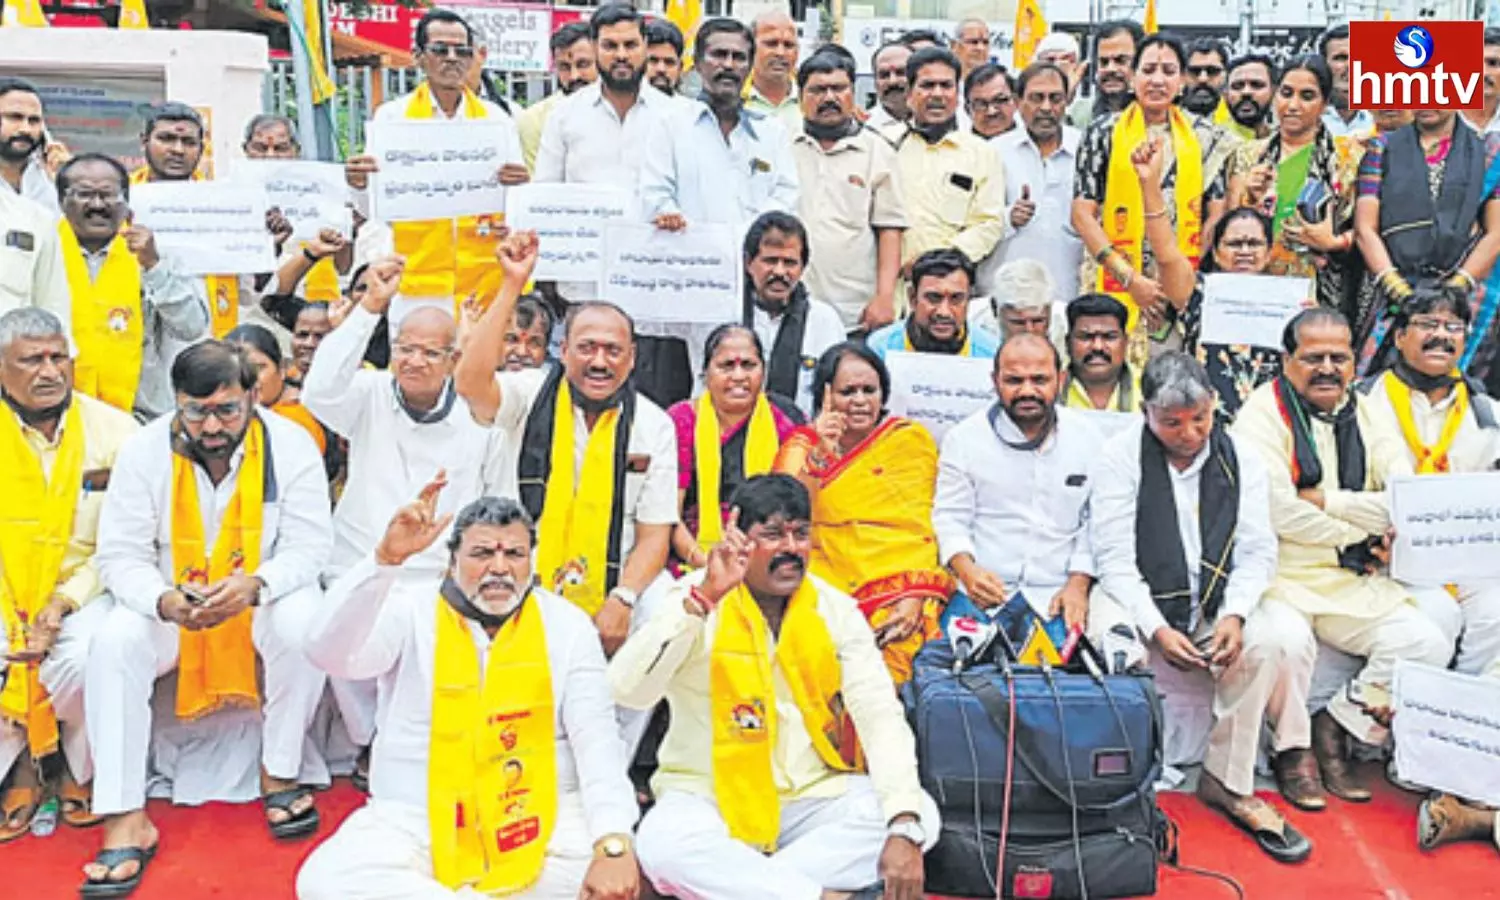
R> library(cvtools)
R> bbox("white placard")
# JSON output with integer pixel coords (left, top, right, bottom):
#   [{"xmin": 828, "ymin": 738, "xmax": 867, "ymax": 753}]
[
  {"xmin": 505, "ymin": 183, "xmax": 633, "ymax": 282},
  {"xmin": 458, "ymin": 2, "xmax": 553, "ymax": 73},
  {"xmin": 1390, "ymin": 472, "xmax": 1500, "ymax": 584},
  {"xmin": 365, "ymin": 119, "xmax": 510, "ymax": 223},
  {"xmin": 601, "ymin": 224, "xmax": 739, "ymax": 324},
  {"xmin": 885, "ymin": 350, "xmax": 993, "ymax": 442},
  {"xmin": 237, "ymin": 159, "xmax": 352, "ymax": 240},
  {"xmin": 1394, "ymin": 661, "xmax": 1500, "ymax": 806},
  {"xmin": 129, "ymin": 181, "xmax": 275, "ymax": 276},
  {"xmin": 1198, "ymin": 273, "xmax": 1311, "ymax": 349}
]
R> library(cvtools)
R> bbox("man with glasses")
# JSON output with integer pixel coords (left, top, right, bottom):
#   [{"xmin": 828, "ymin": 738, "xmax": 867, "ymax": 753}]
[
  {"xmin": 1233, "ymin": 308, "xmax": 1450, "ymax": 810},
  {"xmin": 965, "ymin": 64, "xmax": 1016, "ymax": 140},
  {"xmin": 55, "ymin": 152, "xmax": 207, "ymax": 419},
  {"xmin": 1062, "ymin": 293, "xmax": 1139, "ymax": 412},
  {"xmin": 1180, "ymin": 38, "xmax": 1228, "ymax": 119},
  {"xmin": 82, "ymin": 340, "xmax": 332, "ymax": 896},
  {"xmin": 1222, "ymin": 55, "xmax": 1276, "ymax": 141},
  {"xmin": 953, "ymin": 17, "xmax": 991, "ymax": 79}
]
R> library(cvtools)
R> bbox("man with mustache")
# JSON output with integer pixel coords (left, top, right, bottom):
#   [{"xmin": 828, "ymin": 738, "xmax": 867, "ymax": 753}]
[
  {"xmin": 1093, "ymin": 351, "xmax": 1316, "ymax": 863},
  {"xmin": 1062, "ymin": 293, "xmax": 1140, "ymax": 412},
  {"xmin": 738, "ymin": 212, "xmax": 844, "ymax": 416},
  {"xmin": 296, "ymin": 485, "xmax": 640, "ymax": 900},
  {"xmin": 83, "ymin": 340, "xmax": 332, "ymax": 896},
  {"xmin": 895, "ymin": 46, "xmax": 1005, "ymax": 274},
  {"xmin": 519, "ymin": 23, "xmax": 598, "ymax": 171},
  {"xmin": 0, "ymin": 308, "xmax": 137, "ymax": 841},
  {"xmin": 866, "ymin": 41, "xmax": 913, "ymax": 144},
  {"xmin": 953, "ymin": 18, "xmax": 992, "ymax": 79},
  {"xmin": 645, "ymin": 18, "xmax": 693, "ymax": 112},
  {"xmin": 868, "ymin": 249, "xmax": 997, "ymax": 361},
  {"xmin": 1179, "ymin": 38, "xmax": 1228, "ymax": 118},
  {"xmin": 964, "ymin": 64, "xmax": 1016, "ymax": 140},
  {"xmin": 1359, "ymin": 287, "xmax": 1500, "ymax": 676},
  {"xmin": 1233, "ymin": 308, "xmax": 1450, "ymax": 807},
  {"xmin": 1316, "ymin": 25, "xmax": 1372, "ymax": 138},
  {"xmin": 0, "ymin": 103, "xmax": 68, "ymax": 321},
  {"xmin": 0, "ymin": 77, "xmax": 64, "ymax": 214},
  {"xmin": 54, "ymin": 153, "xmax": 208, "ymax": 419},
  {"xmin": 613, "ymin": 473, "xmax": 937, "ymax": 900},
  {"xmin": 1221, "ymin": 55, "xmax": 1275, "ymax": 141},
  {"xmin": 791, "ymin": 51, "xmax": 907, "ymax": 334},
  {"xmin": 1461, "ymin": 29, "xmax": 1500, "ymax": 134},
  {"xmin": 1067, "ymin": 19, "xmax": 1142, "ymax": 129},
  {"xmin": 501, "ymin": 296, "xmax": 554, "ymax": 372},
  {"xmin": 932, "ymin": 333, "xmax": 1103, "ymax": 638},
  {"xmin": 746, "ymin": 10, "xmax": 801, "ymax": 128}
]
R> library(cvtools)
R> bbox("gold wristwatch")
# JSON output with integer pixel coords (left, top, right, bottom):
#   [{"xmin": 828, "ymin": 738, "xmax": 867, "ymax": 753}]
[{"xmin": 593, "ymin": 833, "xmax": 632, "ymax": 859}]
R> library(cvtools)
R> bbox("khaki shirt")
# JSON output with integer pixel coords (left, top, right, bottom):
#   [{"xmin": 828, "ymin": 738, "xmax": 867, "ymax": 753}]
[{"xmin": 894, "ymin": 128, "xmax": 1006, "ymax": 268}]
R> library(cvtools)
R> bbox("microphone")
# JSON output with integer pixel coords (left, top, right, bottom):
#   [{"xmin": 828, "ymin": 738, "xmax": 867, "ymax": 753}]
[{"xmin": 947, "ymin": 616, "xmax": 998, "ymax": 674}]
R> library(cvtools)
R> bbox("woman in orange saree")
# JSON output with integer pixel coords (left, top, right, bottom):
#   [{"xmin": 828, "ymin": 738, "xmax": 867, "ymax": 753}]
[{"xmin": 776, "ymin": 342, "xmax": 953, "ymax": 684}]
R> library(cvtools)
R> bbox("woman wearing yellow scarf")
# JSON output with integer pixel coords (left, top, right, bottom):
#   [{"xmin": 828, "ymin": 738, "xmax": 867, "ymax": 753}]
[{"xmin": 667, "ymin": 325, "xmax": 803, "ymax": 571}]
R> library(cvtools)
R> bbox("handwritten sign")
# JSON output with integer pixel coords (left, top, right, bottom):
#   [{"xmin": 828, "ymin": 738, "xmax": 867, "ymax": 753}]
[
  {"xmin": 601, "ymin": 224, "xmax": 739, "ymax": 324},
  {"xmin": 1394, "ymin": 661, "xmax": 1500, "ymax": 805},
  {"xmin": 365, "ymin": 119, "xmax": 510, "ymax": 222},
  {"xmin": 1390, "ymin": 472, "xmax": 1500, "ymax": 585},
  {"xmin": 129, "ymin": 181, "xmax": 275, "ymax": 276},
  {"xmin": 506, "ymin": 183, "xmax": 633, "ymax": 281},
  {"xmin": 1198, "ymin": 273, "xmax": 1311, "ymax": 349},
  {"xmin": 237, "ymin": 159, "xmax": 352, "ymax": 240},
  {"xmin": 885, "ymin": 351, "xmax": 993, "ymax": 441}
]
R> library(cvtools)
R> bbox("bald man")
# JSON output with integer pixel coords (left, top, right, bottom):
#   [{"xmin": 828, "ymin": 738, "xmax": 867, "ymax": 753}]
[
  {"xmin": 300, "ymin": 258, "xmax": 503, "ymax": 769},
  {"xmin": 747, "ymin": 11, "xmax": 801, "ymax": 127}
]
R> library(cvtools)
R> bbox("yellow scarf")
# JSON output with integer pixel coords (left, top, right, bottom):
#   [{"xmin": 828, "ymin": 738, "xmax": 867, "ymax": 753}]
[
  {"xmin": 58, "ymin": 222, "xmax": 144, "ymax": 413},
  {"xmin": 534, "ymin": 381, "xmax": 621, "ymax": 616},
  {"xmin": 130, "ymin": 166, "xmax": 239, "ymax": 337},
  {"xmin": 0, "ymin": 400, "xmax": 85, "ymax": 760},
  {"xmin": 1099, "ymin": 103, "xmax": 1203, "ymax": 330},
  {"xmin": 902, "ymin": 329, "xmax": 973, "ymax": 355},
  {"xmin": 392, "ymin": 82, "xmax": 506, "ymax": 313},
  {"xmin": 302, "ymin": 253, "xmax": 341, "ymax": 303},
  {"xmin": 1387, "ymin": 370, "xmax": 1468, "ymax": 474},
  {"xmin": 711, "ymin": 580, "xmax": 863, "ymax": 852},
  {"xmin": 171, "ymin": 418, "xmax": 263, "ymax": 720},
  {"xmin": 429, "ymin": 594, "xmax": 556, "ymax": 895},
  {"xmin": 694, "ymin": 392, "xmax": 778, "ymax": 546}
]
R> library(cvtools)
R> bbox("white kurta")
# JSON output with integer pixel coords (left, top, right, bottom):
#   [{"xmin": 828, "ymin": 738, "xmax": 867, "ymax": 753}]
[{"xmin": 296, "ymin": 558, "xmax": 638, "ymax": 900}]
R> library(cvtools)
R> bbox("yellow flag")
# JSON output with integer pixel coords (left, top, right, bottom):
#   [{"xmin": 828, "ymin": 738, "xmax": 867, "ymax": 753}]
[
  {"xmin": 666, "ymin": 0, "xmax": 702, "ymax": 59},
  {"xmin": 1018, "ymin": 625, "xmax": 1064, "ymax": 666},
  {"xmin": 118, "ymin": 0, "xmax": 147, "ymax": 29},
  {"xmin": 1382, "ymin": 9, "xmax": 1394, "ymax": 18},
  {"xmin": 2, "ymin": 0, "xmax": 48, "ymax": 27},
  {"xmin": 303, "ymin": 0, "xmax": 337, "ymax": 105},
  {"xmin": 1011, "ymin": 0, "xmax": 1047, "ymax": 69},
  {"xmin": 1143, "ymin": 0, "xmax": 1158, "ymax": 34}
]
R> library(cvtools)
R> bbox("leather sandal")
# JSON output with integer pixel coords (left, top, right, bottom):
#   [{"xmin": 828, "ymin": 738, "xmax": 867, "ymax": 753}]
[
  {"xmin": 60, "ymin": 776, "xmax": 103, "ymax": 829},
  {"xmin": 1273, "ymin": 748, "xmax": 1327, "ymax": 812},
  {"xmin": 0, "ymin": 785, "xmax": 40, "ymax": 843},
  {"xmin": 264, "ymin": 786, "xmax": 320, "ymax": 840},
  {"xmin": 79, "ymin": 843, "xmax": 158, "ymax": 898},
  {"xmin": 1198, "ymin": 772, "xmax": 1312, "ymax": 864}
]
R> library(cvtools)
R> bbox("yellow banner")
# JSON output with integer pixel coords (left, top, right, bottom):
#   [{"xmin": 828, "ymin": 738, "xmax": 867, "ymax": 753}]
[
  {"xmin": 1144, "ymin": 0, "xmax": 1158, "ymax": 34},
  {"xmin": 303, "ymin": 0, "xmax": 336, "ymax": 104},
  {"xmin": 2, "ymin": 0, "xmax": 48, "ymax": 27},
  {"xmin": 666, "ymin": 0, "xmax": 702, "ymax": 58},
  {"xmin": 1011, "ymin": 0, "xmax": 1047, "ymax": 70},
  {"xmin": 119, "ymin": 0, "xmax": 147, "ymax": 29}
]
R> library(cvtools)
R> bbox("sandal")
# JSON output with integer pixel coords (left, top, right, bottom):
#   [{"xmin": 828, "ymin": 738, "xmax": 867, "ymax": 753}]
[
  {"xmin": 78, "ymin": 843, "xmax": 158, "ymax": 898},
  {"xmin": 264, "ymin": 786, "xmax": 320, "ymax": 840},
  {"xmin": 60, "ymin": 779, "xmax": 103, "ymax": 829},
  {"xmin": 0, "ymin": 785, "xmax": 40, "ymax": 844},
  {"xmin": 1199, "ymin": 772, "xmax": 1312, "ymax": 864}
]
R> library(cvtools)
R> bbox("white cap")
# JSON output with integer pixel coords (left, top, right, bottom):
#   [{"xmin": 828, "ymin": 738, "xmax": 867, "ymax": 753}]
[
  {"xmin": 1034, "ymin": 32, "xmax": 1081, "ymax": 60},
  {"xmin": 992, "ymin": 259, "xmax": 1056, "ymax": 311}
]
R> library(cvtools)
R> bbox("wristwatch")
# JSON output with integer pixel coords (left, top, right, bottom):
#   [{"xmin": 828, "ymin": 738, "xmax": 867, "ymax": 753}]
[
  {"xmin": 608, "ymin": 586, "xmax": 638, "ymax": 610},
  {"xmin": 593, "ymin": 833, "xmax": 632, "ymax": 859},
  {"xmin": 888, "ymin": 817, "xmax": 926, "ymax": 847}
]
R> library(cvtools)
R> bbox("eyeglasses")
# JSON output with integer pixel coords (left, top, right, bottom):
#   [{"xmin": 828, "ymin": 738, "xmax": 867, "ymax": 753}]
[
  {"xmin": 392, "ymin": 342, "xmax": 455, "ymax": 364},
  {"xmin": 64, "ymin": 188, "xmax": 123, "ymax": 205},
  {"xmin": 1408, "ymin": 317, "xmax": 1467, "ymax": 335},
  {"xmin": 423, "ymin": 42, "xmax": 476, "ymax": 59},
  {"xmin": 180, "ymin": 400, "xmax": 247, "ymax": 424},
  {"xmin": 971, "ymin": 95, "xmax": 1014, "ymax": 112},
  {"xmin": 1221, "ymin": 238, "xmax": 1268, "ymax": 251},
  {"xmin": 1186, "ymin": 64, "xmax": 1224, "ymax": 78}
]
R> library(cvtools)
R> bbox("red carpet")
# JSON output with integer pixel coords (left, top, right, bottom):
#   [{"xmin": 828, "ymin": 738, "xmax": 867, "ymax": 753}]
[{"xmin": 5, "ymin": 764, "xmax": 1497, "ymax": 899}]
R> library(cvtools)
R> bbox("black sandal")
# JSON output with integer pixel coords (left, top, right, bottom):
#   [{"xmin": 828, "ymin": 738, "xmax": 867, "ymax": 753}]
[
  {"xmin": 79, "ymin": 844, "xmax": 157, "ymax": 898},
  {"xmin": 263, "ymin": 786, "xmax": 320, "ymax": 840}
]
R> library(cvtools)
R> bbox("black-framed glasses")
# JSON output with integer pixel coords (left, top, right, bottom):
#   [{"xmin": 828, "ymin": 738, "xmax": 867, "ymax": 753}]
[
  {"xmin": 970, "ymin": 96, "xmax": 1014, "ymax": 112},
  {"xmin": 1408, "ymin": 317, "xmax": 1467, "ymax": 336},
  {"xmin": 1186, "ymin": 64, "xmax": 1224, "ymax": 78},
  {"xmin": 180, "ymin": 399, "xmax": 248, "ymax": 424},
  {"xmin": 64, "ymin": 187, "xmax": 123, "ymax": 205},
  {"xmin": 424, "ymin": 42, "xmax": 476, "ymax": 59}
]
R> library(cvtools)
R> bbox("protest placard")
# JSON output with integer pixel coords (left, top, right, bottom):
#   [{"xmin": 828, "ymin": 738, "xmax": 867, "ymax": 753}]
[
  {"xmin": 601, "ymin": 224, "xmax": 739, "ymax": 324},
  {"xmin": 365, "ymin": 119, "xmax": 511, "ymax": 222},
  {"xmin": 506, "ymin": 183, "xmax": 633, "ymax": 281},
  {"xmin": 130, "ymin": 181, "xmax": 275, "ymax": 275},
  {"xmin": 1390, "ymin": 472, "xmax": 1500, "ymax": 585},
  {"xmin": 1394, "ymin": 661, "xmax": 1500, "ymax": 806},
  {"xmin": 884, "ymin": 351, "xmax": 993, "ymax": 442},
  {"xmin": 237, "ymin": 159, "xmax": 352, "ymax": 240},
  {"xmin": 1197, "ymin": 273, "xmax": 1311, "ymax": 348}
]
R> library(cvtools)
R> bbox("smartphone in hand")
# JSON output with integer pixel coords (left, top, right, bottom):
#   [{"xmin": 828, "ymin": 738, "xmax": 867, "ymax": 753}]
[{"xmin": 179, "ymin": 583, "xmax": 210, "ymax": 606}]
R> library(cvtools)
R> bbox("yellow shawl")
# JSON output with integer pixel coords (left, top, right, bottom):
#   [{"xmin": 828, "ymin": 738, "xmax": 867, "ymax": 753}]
[
  {"xmin": 58, "ymin": 221, "xmax": 144, "ymax": 413},
  {"xmin": 1387, "ymin": 370, "xmax": 1468, "ymax": 474},
  {"xmin": 129, "ymin": 166, "xmax": 239, "ymax": 337},
  {"xmin": 693, "ymin": 392, "xmax": 778, "ymax": 546},
  {"xmin": 534, "ymin": 380, "xmax": 621, "ymax": 617}
]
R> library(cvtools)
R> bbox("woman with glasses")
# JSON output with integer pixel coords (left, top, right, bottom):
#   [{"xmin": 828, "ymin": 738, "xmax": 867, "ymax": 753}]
[{"xmin": 774, "ymin": 342, "xmax": 953, "ymax": 685}]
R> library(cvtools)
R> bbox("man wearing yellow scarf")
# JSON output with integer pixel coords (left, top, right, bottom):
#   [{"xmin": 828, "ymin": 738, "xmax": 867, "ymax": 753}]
[
  {"xmin": 612, "ymin": 474, "xmax": 939, "ymax": 900},
  {"xmin": 0, "ymin": 308, "xmax": 136, "ymax": 841},
  {"xmin": 1061, "ymin": 293, "xmax": 1142, "ymax": 413},
  {"xmin": 1361, "ymin": 290, "xmax": 1500, "ymax": 678},
  {"xmin": 298, "ymin": 485, "xmax": 641, "ymax": 900},
  {"xmin": 82, "ymin": 341, "xmax": 333, "ymax": 897}
]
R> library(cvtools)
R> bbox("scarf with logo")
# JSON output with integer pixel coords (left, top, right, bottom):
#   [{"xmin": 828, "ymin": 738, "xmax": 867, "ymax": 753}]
[
  {"xmin": 130, "ymin": 166, "xmax": 239, "ymax": 337},
  {"xmin": 58, "ymin": 221, "xmax": 143, "ymax": 413}
]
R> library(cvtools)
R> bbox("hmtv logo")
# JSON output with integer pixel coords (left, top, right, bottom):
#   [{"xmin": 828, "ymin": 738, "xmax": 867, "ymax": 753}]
[{"xmin": 1349, "ymin": 20, "xmax": 1484, "ymax": 111}]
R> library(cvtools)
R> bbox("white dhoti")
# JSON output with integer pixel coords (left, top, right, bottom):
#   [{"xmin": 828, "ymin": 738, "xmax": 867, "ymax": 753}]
[
  {"xmin": 1305, "ymin": 603, "xmax": 1451, "ymax": 745},
  {"xmin": 636, "ymin": 777, "xmax": 941, "ymax": 900},
  {"xmin": 87, "ymin": 588, "xmax": 328, "ymax": 816},
  {"xmin": 296, "ymin": 794, "xmax": 594, "ymax": 900},
  {"xmin": 0, "ymin": 599, "xmax": 107, "ymax": 784},
  {"xmin": 1146, "ymin": 600, "xmax": 1316, "ymax": 796},
  {"xmin": 1410, "ymin": 584, "xmax": 1500, "ymax": 676},
  {"xmin": 616, "ymin": 570, "xmax": 677, "ymax": 759}
]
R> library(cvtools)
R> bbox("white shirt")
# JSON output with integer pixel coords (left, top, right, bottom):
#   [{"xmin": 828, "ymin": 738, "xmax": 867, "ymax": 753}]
[
  {"xmin": 1321, "ymin": 107, "xmax": 1374, "ymax": 138},
  {"xmin": 3, "ymin": 161, "xmax": 59, "ymax": 215},
  {"xmin": 933, "ymin": 405, "xmax": 1099, "ymax": 613},
  {"xmin": 1090, "ymin": 423, "xmax": 1277, "ymax": 638},
  {"xmin": 1363, "ymin": 374, "xmax": 1500, "ymax": 473},
  {"xmin": 750, "ymin": 296, "xmax": 846, "ymax": 417},
  {"xmin": 489, "ymin": 366, "xmax": 679, "ymax": 558},
  {"xmin": 300, "ymin": 305, "xmax": 502, "ymax": 577},
  {"xmin": 0, "ymin": 188, "xmax": 69, "ymax": 324},
  {"xmin": 983, "ymin": 125, "xmax": 1084, "ymax": 302},
  {"xmin": 306, "ymin": 558, "xmax": 639, "ymax": 837},
  {"xmin": 96, "ymin": 409, "xmax": 333, "ymax": 621}
]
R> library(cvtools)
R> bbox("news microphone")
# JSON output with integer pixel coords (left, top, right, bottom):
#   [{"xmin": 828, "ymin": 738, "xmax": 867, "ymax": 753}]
[{"xmin": 947, "ymin": 616, "xmax": 997, "ymax": 674}]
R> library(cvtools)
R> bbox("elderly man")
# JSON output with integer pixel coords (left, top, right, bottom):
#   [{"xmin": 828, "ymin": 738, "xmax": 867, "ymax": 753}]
[
  {"xmin": 296, "ymin": 485, "xmax": 640, "ymax": 900},
  {"xmin": 953, "ymin": 18, "xmax": 991, "ymax": 78},
  {"xmin": 1093, "ymin": 351, "xmax": 1316, "ymax": 862},
  {"xmin": 1063, "ymin": 293, "xmax": 1140, "ymax": 412},
  {"xmin": 965, "ymin": 64, "xmax": 1016, "ymax": 140},
  {"xmin": 868, "ymin": 249, "xmax": 997, "ymax": 361},
  {"xmin": 867, "ymin": 41, "xmax": 913, "ymax": 143},
  {"xmin": 1359, "ymin": 288, "xmax": 1500, "ymax": 676},
  {"xmin": 1035, "ymin": 31, "xmax": 1083, "ymax": 100},
  {"xmin": 792, "ymin": 51, "xmax": 906, "ymax": 334},
  {"xmin": 83, "ymin": 341, "xmax": 331, "ymax": 895},
  {"xmin": 54, "ymin": 153, "xmax": 208, "ymax": 419},
  {"xmin": 747, "ymin": 10, "xmax": 801, "ymax": 127},
  {"xmin": 0, "ymin": 309, "xmax": 137, "ymax": 840},
  {"xmin": 1233, "ymin": 308, "xmax": 1451, "ymax": 805},
  {"xmin": 0, "ymin": 77, "xmax": 62, "ymax": 213},
  {"xmin": 612, "ymin": 474, "xmax": 939, "ymax": 900},
  {"xmin": 1222, "ymin": 55, "xmax": 1276, "ymax": 141},
  {"xmin": 519, "ymin": 23, "xmax": 598, "ymax": 170},
  {"xmin": 973, "ymin": 258, "xmax": 1064, "ymax": 352},
  {"xmin": 1067, "ymin": 20, "xmax": 1142, "ymax": 128}
]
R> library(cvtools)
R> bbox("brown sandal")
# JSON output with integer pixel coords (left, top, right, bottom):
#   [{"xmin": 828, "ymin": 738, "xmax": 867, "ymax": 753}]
[
  {"xmin": 0, "ymin": 786, "xmax": 40, "ymax": 843},
  {"xmin": 60, "ymin": 778, "xmax": 103, "ymax": 828},
  {"xmin": 1199, "ymin": 772, "xmax": 1313, "ymax": 864}
]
